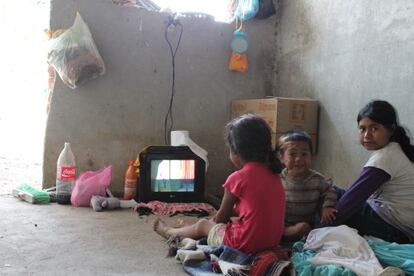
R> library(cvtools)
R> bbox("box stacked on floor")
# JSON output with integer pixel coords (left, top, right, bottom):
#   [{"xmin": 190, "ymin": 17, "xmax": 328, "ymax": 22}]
[{"xmin": 231, "ymin": 97, "xmax": 319, "ymax": 153}]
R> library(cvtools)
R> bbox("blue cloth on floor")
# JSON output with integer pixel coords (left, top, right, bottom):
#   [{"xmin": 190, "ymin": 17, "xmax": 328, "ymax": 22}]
[
  {"xmin": 368, "ymin": 240, "xmax": 414, "ymax": 275},
  {"xmin": 291, "ymin": 239, "xmax": 414, "ymax": 276}
]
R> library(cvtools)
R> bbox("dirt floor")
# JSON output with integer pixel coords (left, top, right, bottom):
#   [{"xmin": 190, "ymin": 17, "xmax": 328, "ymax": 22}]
[
  {"xmin": 0, "ymin": 155, "xmax": 192, "ymax": 275},
  {"xmin": 1, "ymin": 194, "xmax": 197, "ymax": 275}
]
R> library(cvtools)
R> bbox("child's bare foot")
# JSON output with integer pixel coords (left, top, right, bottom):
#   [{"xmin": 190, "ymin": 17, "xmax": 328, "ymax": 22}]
[
  {"xmin": 153, "ymin": 218, "xmax": 171, "ymax": 239},
  {"xmin": 175, "ymin": 218, "xmax": 192, "ymax": 227}
]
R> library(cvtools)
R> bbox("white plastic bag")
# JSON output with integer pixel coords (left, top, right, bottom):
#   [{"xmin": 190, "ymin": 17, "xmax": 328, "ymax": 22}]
[
  {"xmin": 47, "ymin": 12, "xmax": 105, "ymax": 89},
  {"xmin": 234, "ymin": 0, "xmax": 259, "ymax": 21}
]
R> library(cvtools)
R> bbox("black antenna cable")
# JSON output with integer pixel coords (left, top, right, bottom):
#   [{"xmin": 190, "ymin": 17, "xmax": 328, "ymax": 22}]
[{"xmin": 164, "ymin": 15, "xmax": 183, "ymax": 145}]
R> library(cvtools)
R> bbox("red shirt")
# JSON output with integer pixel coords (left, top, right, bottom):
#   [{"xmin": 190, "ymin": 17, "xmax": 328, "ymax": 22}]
[{"xmin": 223, "ymin": 162, "xmax": 285, "ymax": 254}]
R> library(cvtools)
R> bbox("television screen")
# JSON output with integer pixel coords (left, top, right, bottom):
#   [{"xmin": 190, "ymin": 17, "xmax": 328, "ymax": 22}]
[
  {"xmin": 150, "ymin": 160, "xmax": 195, "ymax": 192},
  {"xmin": 138, "ymin": 146, "xmax": 205, "ymax": 203}
]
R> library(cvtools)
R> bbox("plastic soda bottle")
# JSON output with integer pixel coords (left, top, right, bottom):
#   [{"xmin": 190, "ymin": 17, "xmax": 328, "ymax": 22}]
[
  {"xmin": 56, "ymin": 142, "xmax": 76, "ymax": 204},
  {"xmin": 123, "ymin": 160, "xmax": 138, "ymax": 200}
]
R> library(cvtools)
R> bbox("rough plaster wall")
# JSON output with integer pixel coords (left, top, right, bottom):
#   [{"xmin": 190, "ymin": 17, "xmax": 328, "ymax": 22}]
[
  {"xmin": 274, "ymin": 0, "xmax": 414, "ymax": 187},
  {"xmin": 44, "ymin": 0, "xmax": 276, "ymax": 197}
]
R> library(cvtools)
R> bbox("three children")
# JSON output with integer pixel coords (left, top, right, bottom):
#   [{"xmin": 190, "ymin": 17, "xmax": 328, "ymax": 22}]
[{"xmin": 154, "ymin": 100, "xmax": 413, "ymax": 252}]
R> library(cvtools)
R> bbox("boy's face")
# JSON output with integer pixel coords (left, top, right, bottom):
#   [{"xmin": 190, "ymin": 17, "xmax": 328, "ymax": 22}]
[{"xmin": 280, "ymin": 141, "xmax": 312, "ymax": 178}]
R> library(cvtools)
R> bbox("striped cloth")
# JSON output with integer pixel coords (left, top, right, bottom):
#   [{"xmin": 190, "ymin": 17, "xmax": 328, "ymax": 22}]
[
  {"xmin": 281, "ymin": 169, "xmax": 337, "ymax": 226},
  {"xmin": 133, "ymin": 200, "xmax": 216, "ymax": 216}
]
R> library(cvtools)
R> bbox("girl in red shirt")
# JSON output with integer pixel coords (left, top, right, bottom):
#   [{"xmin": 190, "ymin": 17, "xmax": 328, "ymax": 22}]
[{"xmin": 153, "ymin": 114, "xmax": 286, "ymax": 254}]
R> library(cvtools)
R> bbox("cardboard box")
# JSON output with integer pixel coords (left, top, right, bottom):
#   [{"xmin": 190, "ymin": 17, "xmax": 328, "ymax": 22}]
[{"xmin": 231, "ymin": 97, "xmax": 318, "ymax": 152}]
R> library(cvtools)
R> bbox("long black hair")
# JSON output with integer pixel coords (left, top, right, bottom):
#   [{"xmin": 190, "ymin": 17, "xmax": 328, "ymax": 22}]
[
  {"xmin": 225, "ymin": 113, "xmax": 281, "ymax": 173},
  {"xmin": 357, "ymin": 100, "xmax": 414, "ymax": 162}
]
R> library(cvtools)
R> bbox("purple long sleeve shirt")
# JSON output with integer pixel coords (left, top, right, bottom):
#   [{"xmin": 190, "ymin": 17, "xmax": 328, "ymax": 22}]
[{"xmin": 333, "ymin": 167, "xmax": 390, "ymax": 225}]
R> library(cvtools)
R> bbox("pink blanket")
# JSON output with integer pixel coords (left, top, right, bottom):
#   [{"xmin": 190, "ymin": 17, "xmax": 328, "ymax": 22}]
[{"xmin": 133, "ymin": 200, "xmax": 216, "ymax": 216}]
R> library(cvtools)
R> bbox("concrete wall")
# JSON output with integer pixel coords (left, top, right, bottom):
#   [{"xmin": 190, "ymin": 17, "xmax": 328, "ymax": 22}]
[
  {"xmin": 274, "ymin": 0, "xmax": 414, "ymax": 187},
  {"xmin": 44, "ymin": 0, "xmax": 277, "ymax": 198}
]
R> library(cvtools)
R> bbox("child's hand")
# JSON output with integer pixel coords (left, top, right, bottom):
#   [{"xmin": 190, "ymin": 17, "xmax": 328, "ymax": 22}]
[{"xmin": 320, "ymin": 207, "xmax": 337, "ymax": 224}]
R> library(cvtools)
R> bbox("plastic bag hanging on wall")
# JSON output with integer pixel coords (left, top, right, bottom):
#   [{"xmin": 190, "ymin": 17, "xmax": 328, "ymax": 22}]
[
  {"xmin": 234, "ymin": 0, "xmax": 259, "ymax": 21},
  {"xmin": 47, "ymin": 12, "xmax": 106, "ymax": 89}
]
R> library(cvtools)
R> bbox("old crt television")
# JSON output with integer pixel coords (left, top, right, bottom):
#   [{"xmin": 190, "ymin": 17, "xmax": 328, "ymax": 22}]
[{"xmin": 137, "ymin": 146, "xmax": 205, "ymax": 203}]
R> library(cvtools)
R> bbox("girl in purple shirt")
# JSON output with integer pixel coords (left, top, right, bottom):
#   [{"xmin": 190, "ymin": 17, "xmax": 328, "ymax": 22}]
[{"xmin": 331, "ymin": 100, "xmax": 414, "ymax": 243}]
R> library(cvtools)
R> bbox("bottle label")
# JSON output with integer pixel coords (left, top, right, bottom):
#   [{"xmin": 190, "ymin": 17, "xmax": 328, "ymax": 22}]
[
  {"xmin": 58, "ymin": 166, "xmax": 76, "ymax": 181},
  {"xmin": 124, "ymin": 178, "xmax": 137, "ymax": 188}
]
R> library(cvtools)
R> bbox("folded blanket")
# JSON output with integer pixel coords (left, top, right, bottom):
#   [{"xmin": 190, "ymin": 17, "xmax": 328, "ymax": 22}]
[{"xmin": 250, "ymin": 247, "xmax": 291, "ymax": 276}]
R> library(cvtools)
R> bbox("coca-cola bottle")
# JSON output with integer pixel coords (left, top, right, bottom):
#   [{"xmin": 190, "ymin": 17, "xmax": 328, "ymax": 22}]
[{"xmin": 56, "ymin": 142, "xmax": 76, "ymax": 204}]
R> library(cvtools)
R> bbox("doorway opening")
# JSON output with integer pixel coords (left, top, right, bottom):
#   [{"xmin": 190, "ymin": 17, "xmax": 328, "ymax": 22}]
[{"xmin": 0, "ymin": 0, "xmax": 50, "ymax": 194}]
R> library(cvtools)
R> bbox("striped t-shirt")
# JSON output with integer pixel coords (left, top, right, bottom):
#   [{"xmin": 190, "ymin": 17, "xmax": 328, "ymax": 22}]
[{"xmin": 281, "ymin": 169, "xmax": 337, "ymax": 226}]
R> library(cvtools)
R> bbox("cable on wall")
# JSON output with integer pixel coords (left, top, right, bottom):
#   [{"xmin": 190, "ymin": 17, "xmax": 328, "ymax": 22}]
[{"xmin": 164, "ymin": 15, "xmax": 183, "ymax": 145}]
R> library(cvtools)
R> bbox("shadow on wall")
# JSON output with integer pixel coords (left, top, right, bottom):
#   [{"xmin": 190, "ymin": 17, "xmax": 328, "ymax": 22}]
[
  {"xmin": 273, "ymin": 0, "xmax": 358, "ymax": 187},
  {"xmin": 273, "ymin": 0, "xmax": 317, "ymax": 96}
]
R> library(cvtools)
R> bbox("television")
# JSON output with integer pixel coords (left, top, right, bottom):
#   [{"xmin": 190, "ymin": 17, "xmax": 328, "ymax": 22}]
[{"xmin": 137, "ymin": 146, "xmax": 205, "ymax": 203}]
